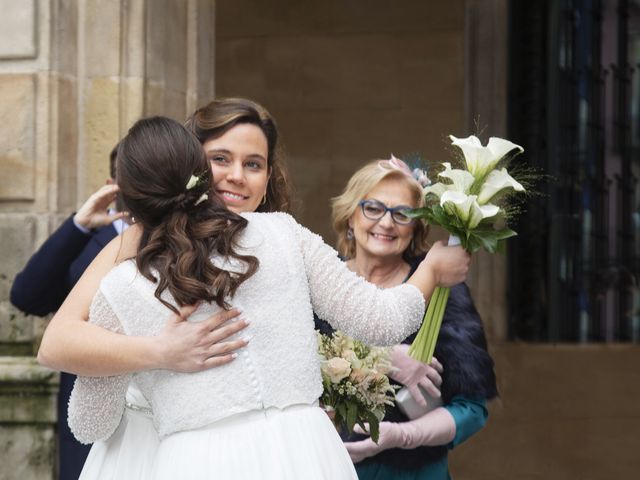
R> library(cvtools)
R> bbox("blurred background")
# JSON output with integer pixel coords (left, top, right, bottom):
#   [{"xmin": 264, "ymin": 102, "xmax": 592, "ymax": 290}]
[{"xmin": 1, "ymin": 0, "xmax": 639, "ymax": 478}]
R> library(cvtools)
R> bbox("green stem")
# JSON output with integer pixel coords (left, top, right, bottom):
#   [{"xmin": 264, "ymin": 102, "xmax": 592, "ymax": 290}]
[
  {"xmin": 409, "ymin": 286, "xmax": 449, "ymax": 362},
  {"xmin": 425, "ymin": 287, "xmax": 450, "ymax": 362}
]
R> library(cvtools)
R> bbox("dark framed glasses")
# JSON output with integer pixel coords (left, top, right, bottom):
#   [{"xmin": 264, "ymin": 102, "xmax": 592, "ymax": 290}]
[{"xmin": 358, "ymin": 199, "xmax": 413, "ymax": 225}]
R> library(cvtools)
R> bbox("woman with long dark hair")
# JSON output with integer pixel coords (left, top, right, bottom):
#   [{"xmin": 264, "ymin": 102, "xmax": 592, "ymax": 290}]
[
  {"xmin": 76, "ymin": 98, "xmax": 296, "ymax": 479},
  {"xmin": 39, "ymin": 116, "xmax": 470, "ymax": 479}
]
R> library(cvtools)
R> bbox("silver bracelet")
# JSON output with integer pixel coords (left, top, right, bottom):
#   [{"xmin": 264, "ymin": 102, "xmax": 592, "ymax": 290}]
[{"xmin": 125, "ymin": 401, "xmax": 153, "ymax": 417}]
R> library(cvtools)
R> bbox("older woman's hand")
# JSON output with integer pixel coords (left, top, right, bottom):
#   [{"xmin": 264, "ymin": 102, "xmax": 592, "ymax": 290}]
[
  {"xmin": 345, "ymin": 408, "xmax": 457, "ymax": 462},
  {"xmin": 389, "ymin": 344, "xmax": 443, "ymax": 405},
  {"xmin": 423, "ymin": 241, "xmax": 470, "ymax": 287}
]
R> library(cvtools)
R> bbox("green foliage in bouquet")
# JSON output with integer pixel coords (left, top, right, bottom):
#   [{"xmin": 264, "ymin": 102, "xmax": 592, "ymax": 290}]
[{"xmin": 317, "ymin": 331, "xmax": 396, "ymax": 443}]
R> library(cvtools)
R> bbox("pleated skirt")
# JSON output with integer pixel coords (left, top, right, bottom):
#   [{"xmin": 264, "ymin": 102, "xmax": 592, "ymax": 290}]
[
  {"xmin": 152, "ymin": 403, "xmax": 358, "ymax": 480},
  {"xmin": 79, "ymin": 407, "xmax": 158, "ymax": 479}
]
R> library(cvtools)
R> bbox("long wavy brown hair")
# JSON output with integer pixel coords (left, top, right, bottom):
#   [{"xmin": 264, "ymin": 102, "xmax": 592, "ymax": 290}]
[
  {"xmin": 116, "ymin": 116, "xmax": 259, "ymax": 313},
  {"xmin": 185, "ymin": 97, "xmax": 293, "ymax": 213}
]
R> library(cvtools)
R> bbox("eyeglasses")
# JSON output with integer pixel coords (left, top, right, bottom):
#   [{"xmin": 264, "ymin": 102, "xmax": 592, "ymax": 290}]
[{"xmin": 358, "ymin": 199, "xmax": 413, "ymax": 225}]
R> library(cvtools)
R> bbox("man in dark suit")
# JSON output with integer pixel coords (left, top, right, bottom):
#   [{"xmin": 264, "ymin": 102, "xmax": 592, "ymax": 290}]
[{"xmin": 11, "ymin": 149, "xmax": 125, "ymax": 479}]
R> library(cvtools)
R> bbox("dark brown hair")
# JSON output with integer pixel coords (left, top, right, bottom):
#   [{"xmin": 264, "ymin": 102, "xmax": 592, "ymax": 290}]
[
  {"xmin": 117, "ymin": 116, "xmax": 258, "ymax": 313},
  {"xmin": 185, "ymin": 97, "xmax": 293, "ymax": 213}
]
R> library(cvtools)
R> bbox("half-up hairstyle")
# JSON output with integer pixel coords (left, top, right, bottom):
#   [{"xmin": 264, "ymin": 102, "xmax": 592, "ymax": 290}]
[
  {"xmin": 117, "ymin": 116, "xmax": 259, "ymax": 313},
  {"xmin": 185, "ymin": 97, "xmax": 293, "ymax": 213}
]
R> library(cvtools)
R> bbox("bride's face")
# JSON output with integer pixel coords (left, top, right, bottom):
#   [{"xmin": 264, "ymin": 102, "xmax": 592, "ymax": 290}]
[{"xmin": 203, "ymin": 123, "xmax": 270, "ymax": 214}]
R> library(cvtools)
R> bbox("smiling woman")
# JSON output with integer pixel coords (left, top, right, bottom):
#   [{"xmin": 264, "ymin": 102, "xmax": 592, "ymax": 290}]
[
  {"xmin": 332, "ymin": 160, "xmax": 430, "ymax": 267},
  {"xmin": 315, "ymin": 157, "xmax": 497, "ymax": 480},
  {"xmin": 185, "ymin": 97, "xmax": 293, "ymax": 214},
  {"xmin": 76, "ymin": 98, "xmax": 295, "ymax": 480},
  {"xmin": 204, "ymin": 123, "xmax": 270, "ymax": 213}
]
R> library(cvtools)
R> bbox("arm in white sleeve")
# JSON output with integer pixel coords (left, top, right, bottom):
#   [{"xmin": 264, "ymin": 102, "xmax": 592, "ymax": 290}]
[
  {"xmin": 286, "ymin": 214, "xmax": 425, "ymax": 345},
  {"xmin": 67, "ymin": 289, "xmax": 130, "ymax": 444}
]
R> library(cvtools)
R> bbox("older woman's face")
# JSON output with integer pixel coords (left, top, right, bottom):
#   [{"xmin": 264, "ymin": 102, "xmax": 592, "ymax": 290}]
[{"xmin": 349, "ymin": 177, "xmax": 417, "ymax": 260}]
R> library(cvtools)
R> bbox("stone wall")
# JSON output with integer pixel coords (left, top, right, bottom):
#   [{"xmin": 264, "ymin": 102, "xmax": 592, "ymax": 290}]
[
  {"xmin": 216, "ymin": 0, "xmax": 466, "ymax": 242},
  {"xmin": 0, "ymin": 1, "xmax": 215, "ymax": 478}
]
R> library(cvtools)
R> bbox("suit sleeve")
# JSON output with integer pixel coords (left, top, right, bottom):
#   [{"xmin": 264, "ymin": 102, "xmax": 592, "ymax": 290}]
[{"xmin": 10, "ymin": 215, "xmax": 92, "ymax": 316}]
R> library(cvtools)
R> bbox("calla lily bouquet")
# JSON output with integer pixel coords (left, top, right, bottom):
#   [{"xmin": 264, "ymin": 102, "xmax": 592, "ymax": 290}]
[
  {"xmin": 407, "ymin": 134, "xmax": 526, "ymax": 364},
  {"xmin": 317, "ymin": 331, "xmax": 396, "ymax": 442}
]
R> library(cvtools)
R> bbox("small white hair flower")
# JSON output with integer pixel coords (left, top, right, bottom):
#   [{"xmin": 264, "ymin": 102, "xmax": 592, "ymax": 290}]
[
  {"xmin": 186, "ymin": 175, "xmax": 200, "ymax": 190},
  {"xmin": 194, "ymin": 193, "xmax": 208, "ymax": 206}
]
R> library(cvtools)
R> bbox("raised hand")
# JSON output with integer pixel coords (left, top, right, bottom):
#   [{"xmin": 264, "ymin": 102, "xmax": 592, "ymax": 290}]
[
  {"xmin": 156, "ymin": 305, "xmax": 249, "ymax": 372},
  {"xmin": 423, "ymin": 240, "xmax": 470, "ymax": 287},
  {"xmin": 73, "ymin": 184, "xmax": 125, "ymax": 230}
]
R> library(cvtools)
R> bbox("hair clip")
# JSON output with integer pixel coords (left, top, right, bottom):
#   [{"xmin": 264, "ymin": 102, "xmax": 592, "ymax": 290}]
[
  {"xmin": 186, "ymin": 175, "xmax": 200, "ymax": 190},
  {"xmin": 194, "ymin": 193, "xmax": 208, "ymax": 206},
  {"xmin": 379, "ymin": 154, "xmax": 431, "ymax": 187}
]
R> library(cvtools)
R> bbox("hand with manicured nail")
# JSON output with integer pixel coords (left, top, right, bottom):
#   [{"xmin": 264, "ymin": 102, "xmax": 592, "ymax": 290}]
[{"xmin": 156, "ymin": 306, "xmax": 249, "ymax": 372}]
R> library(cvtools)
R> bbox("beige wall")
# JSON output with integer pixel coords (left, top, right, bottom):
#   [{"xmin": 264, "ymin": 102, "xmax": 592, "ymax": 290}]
[
  {"xmin": 452, "ymin": 345, "xmax": 640, "ymax": 480},
  {"xmin": 216, "ymin": 0, "xmax": 466, "ymax": 241}
]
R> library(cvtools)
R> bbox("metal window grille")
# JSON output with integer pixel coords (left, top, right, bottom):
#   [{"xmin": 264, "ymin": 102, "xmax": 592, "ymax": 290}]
[{"xmin": 507, "ymin": 0, "xmax": 640, "ymax": 342}]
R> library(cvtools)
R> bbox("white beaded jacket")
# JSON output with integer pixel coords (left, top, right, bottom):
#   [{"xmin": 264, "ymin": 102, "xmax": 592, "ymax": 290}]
[{"xmin": 68, "ymin": 212, "xmax": 425, "ymax": 444}]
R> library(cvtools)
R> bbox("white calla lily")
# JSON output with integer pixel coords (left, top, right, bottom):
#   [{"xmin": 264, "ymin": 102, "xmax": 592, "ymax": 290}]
[
  {"xmin": 440, "ymin": 191, "xmax": 500, "ymax": 229},
  {"xmin": 438, "ymin": 162, "xmax": 475, "ymax": 193},
  {"xmin": 423, "ymin": 182, "xmax": 448, "ymax": 197},
  {"xmin": 423, "ymin": 163, "xmax": 475, "ymax": 199},
  {"xmin": 477, "ymin": 168, "xmax": 525, "ymax": 204},
  {"xmin": 449, "ymin": 135, "xmax": 523, "ymax": 178}
]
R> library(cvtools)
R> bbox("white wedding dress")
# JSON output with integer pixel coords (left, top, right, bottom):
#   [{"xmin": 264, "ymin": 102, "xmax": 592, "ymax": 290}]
[
  {"xmin": 79, "ymin": 383, "xmax": 157, "ymax": 479},
  {"xmin": 70, "ymin": 212, "xmax": 425, "ymax": 479}
]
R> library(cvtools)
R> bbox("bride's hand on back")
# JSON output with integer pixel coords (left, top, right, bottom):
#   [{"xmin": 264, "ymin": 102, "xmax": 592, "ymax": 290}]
[
  {"xmin": 423, "ymin": 241, "xmax": 471, "ymax": 287},
  {"xmin": 156, "ymin": 306, "xmax": 249, "ymax": 372}
]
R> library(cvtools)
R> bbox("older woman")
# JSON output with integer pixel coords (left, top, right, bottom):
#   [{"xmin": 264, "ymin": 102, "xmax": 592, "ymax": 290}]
[{"xmin": 316, "ymin": 158, "xmax": 498, "ymax": 480}]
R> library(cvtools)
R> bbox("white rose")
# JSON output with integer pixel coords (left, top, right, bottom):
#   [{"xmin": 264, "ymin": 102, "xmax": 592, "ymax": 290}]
[{"xmin": 324, "ymin": 357, "xmax": 352, "ymax": 384}]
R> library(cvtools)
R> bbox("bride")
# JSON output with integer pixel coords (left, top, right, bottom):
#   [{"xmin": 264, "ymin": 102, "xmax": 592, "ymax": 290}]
[{"xmin": 38, "ymin": 116, "xmax": 470, "ymax": 479}]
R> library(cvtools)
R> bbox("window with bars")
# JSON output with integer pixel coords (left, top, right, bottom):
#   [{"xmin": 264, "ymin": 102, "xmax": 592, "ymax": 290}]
[{"xmin": 507, "ymin": 0, "xmax": 640, "ymax": 342}]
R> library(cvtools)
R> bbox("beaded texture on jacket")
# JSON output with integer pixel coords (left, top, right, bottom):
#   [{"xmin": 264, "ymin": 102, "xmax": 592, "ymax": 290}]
[{"xmin": 68, "ymin": 212, "xmax": 425, "ymax": 443}]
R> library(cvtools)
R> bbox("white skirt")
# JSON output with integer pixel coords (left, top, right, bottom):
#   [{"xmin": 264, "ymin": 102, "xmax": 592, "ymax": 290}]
[
  {"xmin": 152, "ymin": 404, "xmax": 358, "ymax": 480},
  {"xmin": 80, "ymin": 385, "xmax": 159, "ymax": 480}
]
